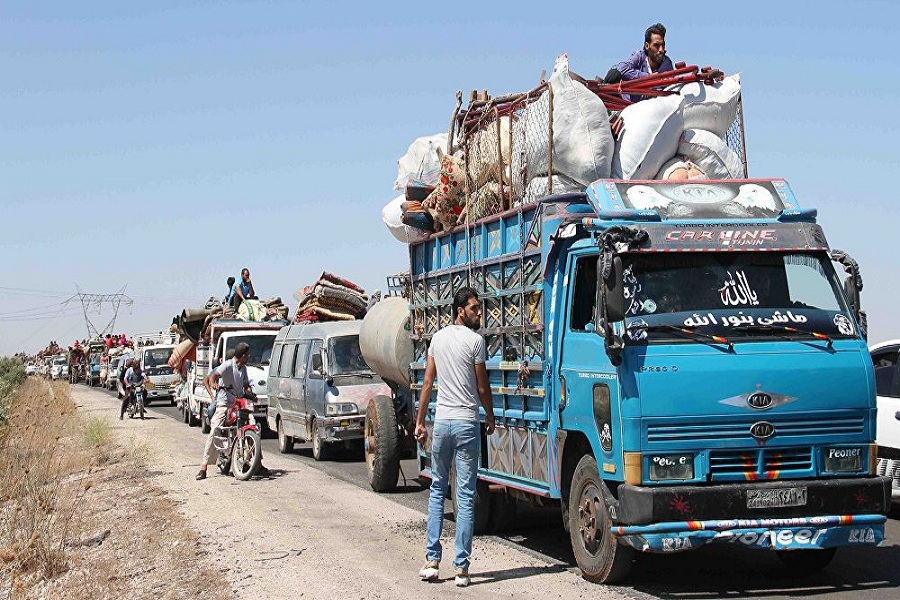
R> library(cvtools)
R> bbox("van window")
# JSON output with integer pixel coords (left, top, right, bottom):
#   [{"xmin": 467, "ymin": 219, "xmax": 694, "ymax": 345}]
[
  {"xmin": 872, "ymin": 348, "xmax": 899, "ymax": 398},
  {"xmin": 308, "ymin": 340, "xmax": 324, "ymax": 378},
  {"xmin": 270, "ymin": 343, "xmax": 283, "ymax": 374},
  {"xmin": 294, "ymin": 342, "xmax": 310, "ymax": 379},
  {"xmin": 279, "ymin": 344, "xmax": 297, "ymax": 378}
]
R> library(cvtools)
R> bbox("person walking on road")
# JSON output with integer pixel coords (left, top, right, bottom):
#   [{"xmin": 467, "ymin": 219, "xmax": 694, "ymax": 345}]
[
  {"xmin": 196, "ymin": 342, "xmax": 270, "ymax": 480},
  {"xmin": 414, "ymin": 287, "xmax": 495, "ymax": 587}
]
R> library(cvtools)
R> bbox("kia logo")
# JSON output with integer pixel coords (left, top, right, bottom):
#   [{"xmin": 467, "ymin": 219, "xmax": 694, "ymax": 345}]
[
  {"xmin": 671, "ymin": 184, "xmax": 734, "ymax": 204},
  {"xmin": 750, "ymin": 421, "xmax": 776, "ymax": 441},
  {"xmin": 747, "ymin": 392, "xmax": 773, "ymax": 410}
]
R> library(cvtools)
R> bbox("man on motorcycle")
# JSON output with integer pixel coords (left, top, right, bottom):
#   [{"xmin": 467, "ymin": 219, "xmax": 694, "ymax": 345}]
[
  {"xmin": 196, "ymin": 342, "xmax": 270, "ymax": 480},
  {"xmin": 121, "ymin": 360, "xmax": 146, "ymax": 420}
]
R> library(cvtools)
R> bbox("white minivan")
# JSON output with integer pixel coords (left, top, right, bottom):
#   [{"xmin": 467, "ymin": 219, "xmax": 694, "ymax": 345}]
[
  {"xmin": 267, "ymin": 321, "xmax": 390, "ymax": 461},
  {"xmin": 870, "ymin": 339, "xmax": 900, "ymax": 503}
]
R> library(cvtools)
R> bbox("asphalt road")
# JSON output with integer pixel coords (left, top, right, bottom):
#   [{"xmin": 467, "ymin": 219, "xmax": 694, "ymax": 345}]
[{"xmin": 98, "ymin": 386, "xmax": 900, "ymax": 600}]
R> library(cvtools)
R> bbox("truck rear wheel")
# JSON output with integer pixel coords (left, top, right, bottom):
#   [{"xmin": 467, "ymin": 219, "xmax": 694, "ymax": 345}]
[
  {"xmin": 365, "ymin": 395, "xmax": 400, "ymax": 492},
  {"xmin": 568, "ymin": 454, "xmax": 634, "ymax": 583},
  {"xmin": 775, "ymin": 548, "xmax": 836, "ymax": 574},
  {"xmin": 490, "ymin": 491, "xmax": 518, "ymax": 532}
]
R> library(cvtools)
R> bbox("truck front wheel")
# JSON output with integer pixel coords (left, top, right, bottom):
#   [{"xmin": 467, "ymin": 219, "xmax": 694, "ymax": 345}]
[
  {"xmin": 365, "ymin": 395, "xmax": 400, "ymax": 492},
  {"xmin": 568, "ymin": 454, "xmax": 634, "ymax": 583}
]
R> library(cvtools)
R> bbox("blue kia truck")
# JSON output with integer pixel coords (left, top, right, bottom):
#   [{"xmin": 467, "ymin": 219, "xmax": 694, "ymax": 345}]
[{"xmin": 403, "ymin": 179, "xmax": 890, "ymax": 583}]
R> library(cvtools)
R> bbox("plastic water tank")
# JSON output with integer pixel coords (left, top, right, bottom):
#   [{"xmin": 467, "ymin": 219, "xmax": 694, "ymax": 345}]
[{"xmin": 360, "ymin": 297, "xmax": 413, "ymax": 389}]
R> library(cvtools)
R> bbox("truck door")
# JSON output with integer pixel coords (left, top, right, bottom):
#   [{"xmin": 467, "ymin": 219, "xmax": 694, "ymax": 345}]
[
  {"xmin": 304, "ymin": 339, "xmax": 326, "ymax": 433},
  {"xmin": 558, "ymin": 253, "xmax": 623, "ymax": 470}
]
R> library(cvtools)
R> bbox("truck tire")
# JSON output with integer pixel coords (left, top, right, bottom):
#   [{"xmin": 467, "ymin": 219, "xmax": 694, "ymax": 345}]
[
  {"xmin": 277, "ymin": 418, "xmax": 294, "ymax": 454},
  {"xmin": 311, "ymin": 419, "xmax": 330, "ymax": 461},
  {"xmin": 365, "ymin": 395, "xmax": 400, "ymax": 492},
  {"xmin": 568, "ymin": 454, "xmax": 634, "ymax": 583},
  {"xmin": 775, "ymin": 548, "xmax": 836, "ymax": 574},
  {"xmin": 201, "ymin": 408, "xmax": 211, "ymax": 434}
]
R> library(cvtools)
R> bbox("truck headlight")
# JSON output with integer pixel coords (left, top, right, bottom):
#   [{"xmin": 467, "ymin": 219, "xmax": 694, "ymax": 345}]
[
  {"xmin": 649, "ymin": 454, "xmax": 694, "ymax": 481},
  {"xmin": 823, "ymin": 447, "xmax": 864, "ymax": 473},
  {"xmin": 326, "ymin": 403, "xmax": 358, "ymax": 416}
]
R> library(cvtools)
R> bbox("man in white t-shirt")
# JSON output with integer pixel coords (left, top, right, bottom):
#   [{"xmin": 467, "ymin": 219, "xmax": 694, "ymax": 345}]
[{"xmin": 414, "ymin": 287, "xmax": 495, "ymax": 587}]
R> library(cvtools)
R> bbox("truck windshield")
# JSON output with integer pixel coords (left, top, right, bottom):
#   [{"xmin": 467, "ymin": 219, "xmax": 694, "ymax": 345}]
[
  {"xmin": 53, "ymin": 358, "xmax": 66, "ymax": 366},
  {"xmin": 327, "ymin": 335, "xmax": 374, "ymax": 376},
  {"xmin": 143, "ymin": 348, "xmax": 173, "ymax": 368},
  {"xmin": 622, "ymin": 251, "xmax": 857, "ymax": 342},
  {"xmin": 225, "ymin": 335, "xmax": 276, "ymax": 367}
]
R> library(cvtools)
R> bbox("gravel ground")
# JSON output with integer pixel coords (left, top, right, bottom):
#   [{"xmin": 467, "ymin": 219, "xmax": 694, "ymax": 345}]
[{"xmin": 71, "ymin": 385, "xmax": 630, "ymax": 600}]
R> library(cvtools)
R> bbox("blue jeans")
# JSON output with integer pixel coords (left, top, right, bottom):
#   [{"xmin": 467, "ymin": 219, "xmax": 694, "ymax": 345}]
[{"xmin": 426, "ymin": 419, "xmax": 480, "ymax": 569}]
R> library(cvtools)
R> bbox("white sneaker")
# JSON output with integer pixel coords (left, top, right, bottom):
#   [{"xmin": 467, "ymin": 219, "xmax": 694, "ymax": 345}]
[
  {"xmin": 419, "ymin": 560, "xmax": 439, "ymax": 581},
  {"xmin": 455, "ymin": 567, "xmax": 470, "ymax": 587}
]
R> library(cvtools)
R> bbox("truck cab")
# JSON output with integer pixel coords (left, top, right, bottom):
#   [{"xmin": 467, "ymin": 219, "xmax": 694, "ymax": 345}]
[{"xmin": 137, "ymin": 344, "xmax": 179, "ymax": 405}]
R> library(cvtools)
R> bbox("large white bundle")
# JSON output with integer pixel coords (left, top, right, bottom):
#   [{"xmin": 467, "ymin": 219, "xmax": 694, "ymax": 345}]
[
  {"xmin": 612, "ymin": 94, "xmax": 685, "ymax": 180},
  {"xmin": 381, "ymin": 195, "xmax": 430, "ymax": 243},
  {"xmin": 548, "ymin": 55, "xmax": 614, "ymax": 186},
  {"xmin": 392, "ymin": 133, "xmax": 448, "ymax": 191},
  {"xmin": 678, "ymin": 129, "xmax": 744, "ymax": 179},
  {"xmin": 654, "ymin": 156, "xmax": 708, "ymax": 180},
  {"xmin": 510, "ymin": 55, "xmax": 613, "ymax": 188},
  {"xmin": 675, "ymin": 74, "xmax": 741, "ymax": 138}
]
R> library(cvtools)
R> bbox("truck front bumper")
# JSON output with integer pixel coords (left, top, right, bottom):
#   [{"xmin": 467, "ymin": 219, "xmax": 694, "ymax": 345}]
[{"xmin": 612, "ymin": 476, "xmax": 891, "ymax": 553}]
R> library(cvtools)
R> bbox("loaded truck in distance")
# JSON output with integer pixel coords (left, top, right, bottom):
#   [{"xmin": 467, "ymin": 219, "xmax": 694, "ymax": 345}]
[{"xmin": 361, "ymin": 179, "xmax": 890, "ymax": 582}]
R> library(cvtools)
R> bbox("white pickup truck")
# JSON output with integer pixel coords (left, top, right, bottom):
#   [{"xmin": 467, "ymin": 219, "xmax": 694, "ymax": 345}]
[{"xmin": 182, "ymin": 319, "xmax": 287, "ymax": 433}]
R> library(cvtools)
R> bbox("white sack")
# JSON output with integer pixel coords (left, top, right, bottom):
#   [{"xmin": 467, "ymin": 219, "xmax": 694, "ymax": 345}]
[
  {"xmin": 678, "ymin": 129, "xmax": 744, "ymax": 179},
  {"xmin": 654, "ymin": 156, "xmax": 708, "ymax": 180},
  {"xmin": 674, "ymin": 74, "xmax": 741, "ymax": 138},
  {"xmin": 547, "ymin": 55, "xmax": 614, "ymax": 186},
  {"xmin": 511, "ymin": 55, "xmax": 613, "ymax": 188},
  {"xmin": 524, "ymin": 174, "xmax": 582, "ymax": 202},
  {"xmin": 393, "ymin": 133, "xmax": 448, "ymax": 191},
  {"xmin": 381, "ymin": 195, "xmax": 430, "ymax": 243},
  {"xmin": 612, "ymin": 94, "xmax": 685, "ymax": 180}
]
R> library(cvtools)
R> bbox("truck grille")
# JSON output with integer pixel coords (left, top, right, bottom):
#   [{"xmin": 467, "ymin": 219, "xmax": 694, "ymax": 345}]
[
  {"xmin": 646, "ymin": 416, "xmax": 865, "ymax": 445},
  {"xmin": 709, "ymin": 447, "xmax": 812, "ymax": 480}
]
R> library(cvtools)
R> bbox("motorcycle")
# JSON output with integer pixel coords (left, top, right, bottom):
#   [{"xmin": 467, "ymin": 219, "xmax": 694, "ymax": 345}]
[
  {"xmin": 213, "ymin": 394, "xmax": 263, "ymax": 481},
  {"xmin": 127, "ymin": 383, "xmax": 147, "ymax": 419}
]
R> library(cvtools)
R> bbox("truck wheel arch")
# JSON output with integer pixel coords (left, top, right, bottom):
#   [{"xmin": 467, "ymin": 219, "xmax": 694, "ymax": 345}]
[{"xmin": 560, "ymin": 431, "xmax": 592, "ymax": 532}]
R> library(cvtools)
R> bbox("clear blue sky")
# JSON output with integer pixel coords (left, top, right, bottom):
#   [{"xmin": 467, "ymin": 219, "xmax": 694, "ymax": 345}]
[{"xmin": 3, "ymin": 1, "xmax": 898, "ymax": 355}]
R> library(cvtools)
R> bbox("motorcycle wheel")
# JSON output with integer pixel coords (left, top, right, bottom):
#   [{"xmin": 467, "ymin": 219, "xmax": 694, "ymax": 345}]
[
  {"xmin": 231, "ymin": 429, "xmax": 262, "ymax": 481},
  {"xmin": 138, "ymin": 396, "xmax": 145, "ymax": 419},
  {"xmin": 127, "ymin": 399, "xmax": 135, "ymax": 419}
]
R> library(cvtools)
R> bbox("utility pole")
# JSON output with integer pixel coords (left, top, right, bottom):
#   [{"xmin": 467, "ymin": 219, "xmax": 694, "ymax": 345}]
[{"xmin": 65, "ymin": 285, "xmax": 134, "ymax": 339}]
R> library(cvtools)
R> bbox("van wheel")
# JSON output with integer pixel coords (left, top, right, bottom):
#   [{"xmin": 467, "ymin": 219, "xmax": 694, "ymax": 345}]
[
  {"xmin": 568, "ymin": 454, "xmax": 634, "ymax": 583},
  {"xmin": 311, "ymin": 420, "xmax": 330, "ymax": 461},
  {"xmin": 277, "ymin": 419, "xmax": 294, "ymax": 454},
  {"xmin": 365, "ymin": 395, "xmax": 400, "ymax": 492}
]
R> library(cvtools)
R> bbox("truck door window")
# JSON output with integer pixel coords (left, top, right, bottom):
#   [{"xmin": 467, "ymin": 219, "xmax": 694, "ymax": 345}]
[
  {"xmin": 872, "ymin": 348, "xmax": 899, "ymax": 398},
  {"xmin": 570, "ymin": 255, "xmax": 599, "ymax": 331}
]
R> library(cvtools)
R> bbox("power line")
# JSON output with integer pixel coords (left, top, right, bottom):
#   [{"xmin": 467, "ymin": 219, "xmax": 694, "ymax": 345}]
[{"xmin": 64, "ymin": 285, "xmax": 134, "ymax": 338}]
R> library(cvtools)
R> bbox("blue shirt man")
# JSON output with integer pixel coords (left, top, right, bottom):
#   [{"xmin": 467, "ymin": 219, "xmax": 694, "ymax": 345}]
[
  {"xmin": 608, "ymin": 23, "xmax": 675, "ymax": 102},
  {"xmin": 229, "ymin": 267, "xmax": 255, "ymax": 308}
]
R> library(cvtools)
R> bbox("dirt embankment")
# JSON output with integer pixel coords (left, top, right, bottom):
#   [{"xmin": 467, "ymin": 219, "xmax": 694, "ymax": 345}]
[
  {"xmin": 5, "ymin": 380, "xmax": 629, "ymax": 600},
  {"xmin": 0, "ymin": 378, "xmax": 231, "ymax": 600}
]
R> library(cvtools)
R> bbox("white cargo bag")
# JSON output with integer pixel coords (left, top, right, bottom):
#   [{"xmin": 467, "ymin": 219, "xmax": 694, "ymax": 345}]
[
  {"xmin": 381, "ymin": 195, "xmax": 430, "ymax": 243},
  {"xmin": 678, "ymin": 129, "xmax": 744, "ymax": 179},
  {"xmin": 675, "ymin": 74, "xmax": 741, "ymax": 138},
  {"xmin": 393, "ymin": 133, "xmax": 448, "ymax": 191},
  {"xmin": 547, "ymin": 55, "xmax": 613, "ymax": 186},
  {"xmin": 612, "ymin": 94, "xmax": 685, "ymax": 180}
]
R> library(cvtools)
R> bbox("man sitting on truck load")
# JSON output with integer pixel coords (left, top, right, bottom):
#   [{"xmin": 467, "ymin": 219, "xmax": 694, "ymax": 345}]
[
  {"xmin": 196, "ymin": 342, "xmax": 270, "ymax": 480},
  {"xmin": 228, "ymin": 267, "xmax": 256, "ymax": 310},
  {"xmin": 605, "ymin": 22, "xmax": 674, "ymax": 101},
  {"xmin": 414, "ymin": 287, "xmax": 496, "ymax": 587}
]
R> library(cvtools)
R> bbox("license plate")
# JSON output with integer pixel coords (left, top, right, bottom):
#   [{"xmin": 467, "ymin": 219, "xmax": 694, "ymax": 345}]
[{"xmin": 747, "ymin": 487, "xmax": 807, "ymax": 509}]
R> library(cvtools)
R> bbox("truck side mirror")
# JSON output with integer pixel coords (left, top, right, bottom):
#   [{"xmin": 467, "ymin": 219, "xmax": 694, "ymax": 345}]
[{"xmin": 603, "ymin": 256, "xmax": 626, "ymax": 323}]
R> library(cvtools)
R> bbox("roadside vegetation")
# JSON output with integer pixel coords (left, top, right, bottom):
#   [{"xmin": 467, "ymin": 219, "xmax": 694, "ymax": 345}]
[{"xmin": 0, "ymin": 372, "xmax": 109, "ymax": 594}]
